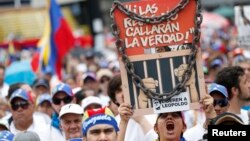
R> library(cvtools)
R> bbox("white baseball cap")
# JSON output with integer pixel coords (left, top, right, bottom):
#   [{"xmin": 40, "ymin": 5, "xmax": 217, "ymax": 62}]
[
  {"xmin": 0, "ymin": 119, "xmax": 9, "ymax": 130},
  {"xmin": 59, "ymin": 103, "xmax": 83, "ymax": 118},
  {"xmin": 81, "ymin": 96, "xmax": 103, "ymax": 111}
]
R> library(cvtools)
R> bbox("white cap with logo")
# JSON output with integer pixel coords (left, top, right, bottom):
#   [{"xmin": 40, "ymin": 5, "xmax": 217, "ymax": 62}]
[{"xmin": 59, "ymin": 103, "xmax": 83, "ymax": 118}]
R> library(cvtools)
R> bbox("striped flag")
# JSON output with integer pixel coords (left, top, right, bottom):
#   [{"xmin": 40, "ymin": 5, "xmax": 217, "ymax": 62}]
[{"xmin": 31, "ymin": 0, "xmax": 75, "ymax": 80}]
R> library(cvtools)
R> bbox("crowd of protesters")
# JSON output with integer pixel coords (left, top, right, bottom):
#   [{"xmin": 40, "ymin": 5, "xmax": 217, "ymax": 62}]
[{"xmin": 0, "ymin": 17, "xmax": 250, "ymax": 141}]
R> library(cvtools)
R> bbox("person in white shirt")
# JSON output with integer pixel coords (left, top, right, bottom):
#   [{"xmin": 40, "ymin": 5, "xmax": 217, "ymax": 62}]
[
  {"xmin": 118, "ymin": 103, "xmax": 187, "ymax": 141},
  {"xmin": 59, "ymin": 103, "xmax": 83, "ymax": 140},
  {"xmin": 0, "ymin": 65, "xmax": 9, "ymax": 101},
  {"xmin": 107, "ymin": 75, "xmax": 157, "ymax": 141},
  {"xmin": 184, "ymin": 83, "xmax": 229, "ymax": 141},
  {"xmin": 8, "ymin": 88, "xmax": 65, "ymax": 141}
]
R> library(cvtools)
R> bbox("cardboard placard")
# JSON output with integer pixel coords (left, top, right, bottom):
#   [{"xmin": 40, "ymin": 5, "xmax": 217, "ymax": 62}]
[
  {"xmin": 113, "ymin": 0, "xmax": 196, "ymax": 56},
  {"xmin": 112, "ymin": 0, "xmax": 205, "ymax": 115},
  {"xmin": 119, "ymin": 48, "xmax": 205, "ymax": 116},
  {"xmin": 234, "ymin": 5, "xmax": 250, "ymax": 48}
]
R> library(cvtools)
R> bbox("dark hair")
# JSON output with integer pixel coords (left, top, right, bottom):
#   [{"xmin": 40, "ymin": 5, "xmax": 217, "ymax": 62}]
[
  {"xmin": 0, "ymin": 64, "xmax": 5, "ymax": 71},
  {"xmin": 107, "ymin": 75, "xmax": 121, "ymax": 106},
  {"xmin": 7, "ymin": 82, "xmax": 25, "ymax": 100},
  {"xmin": 75, "ymin": 89, "xmax": 85, "ymax": 105},
  {"xmin": 214, "ymin": 66, "xmax": 244, "ymax": 100}
]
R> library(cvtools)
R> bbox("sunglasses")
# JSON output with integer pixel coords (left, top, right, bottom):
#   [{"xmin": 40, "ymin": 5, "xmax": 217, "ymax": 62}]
[
  {"xmin": 52, "ymin": 96, "xmax": 72, "ymax": 105},
  {"xmin": 213, "ymin": 99, "xmax": 228, "ymax": 107},
  {"xmin": 11, "ymin": 101, "xmax": 29, "ymax": 111}
]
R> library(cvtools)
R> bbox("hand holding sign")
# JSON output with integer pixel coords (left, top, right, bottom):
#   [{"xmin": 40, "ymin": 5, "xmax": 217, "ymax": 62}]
[
  {"xmin": 138, "ymin": 77, "xmax": 156, "ymax": 109},
  {"xmin": 118, "ymin": 103, "xmax": 133, "ymax": 122},
  {"xmin": 200, "ymin": 94, "xmax": 217, "ymax": 120}
]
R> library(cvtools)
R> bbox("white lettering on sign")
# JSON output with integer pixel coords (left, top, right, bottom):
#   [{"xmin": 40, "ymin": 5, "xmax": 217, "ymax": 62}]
[{"xmin": 125, "ymin": 4, "xmax": 158, "ymax": 16}]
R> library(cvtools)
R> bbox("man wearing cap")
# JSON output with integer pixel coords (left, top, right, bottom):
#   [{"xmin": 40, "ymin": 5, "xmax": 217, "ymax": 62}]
[
  {"xmin": 82, "ymin": 72, "xmax": 100, "ymax": 96},
  {"xmin": 32, "ymin": 79, "xmax": 50, "ymax": 97},
  {"xmin": 184, "ymin": 83, "xmax": 229, "ymax": 141},
  {"xmin": 207, "ymin": 83, "xmax": 230, "ymax": 115},
  {"xmin": 36, "ymin": 93, "xmax": 54, "ymax": 117},
  {"xmin": 82, "ymin": 72, "xmax": 110, "ymax": 107},
  {"xmin": 59, "ymin": 103, "xmax": 83, "ymax": 140},
  {"xmin": 81, "ymin": 96, "xmax": 103, "ymax": 112},
  {"xmin": 51, "ymin": 83, "xmax": 74, "ymax": 132},
  {"xmin": 82, "ymin": 107, "xmax": 119, "ymax": 141},
  {"xmin": 8, "ymin": 88, "xmax": 64, "ymax": 141},
  {"xmin": 97, "ymin": 69, "xmax": 113, "ymax": 96}
]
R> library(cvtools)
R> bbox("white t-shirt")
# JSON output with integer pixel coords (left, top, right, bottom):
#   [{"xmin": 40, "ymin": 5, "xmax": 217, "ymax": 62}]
[
  {"xmin": 10, "ymin": 116, "xmax": 65, "ymax": 141},
  {"xmin": 183, "ymin": 110, "xmax": 206, "ymax": 129},
  {"xmin": 0, "ymin": 83, "xmax": 9, "ymax": 101},
  {"xmin": 238, "ymin": 109, "xmax": 249, "ymax": 124},
  {"xmin": 116, "ymin": 115, "xmax": 157, "ymax": 141},
  {"xmin": 2, "ymin": 112, "xmax": 51, "ymax": 125},
  {"xmin": 183, "ymin": 123, "xmax": 206, "ymax": 141}
]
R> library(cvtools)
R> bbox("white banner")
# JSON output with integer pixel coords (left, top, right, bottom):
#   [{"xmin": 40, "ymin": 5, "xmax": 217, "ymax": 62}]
[{"xmin": 235, "ymin": 5, "xmax": 250, "ymax": 47}]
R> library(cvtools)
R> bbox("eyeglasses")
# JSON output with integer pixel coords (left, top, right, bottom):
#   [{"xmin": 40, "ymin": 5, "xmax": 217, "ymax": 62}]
[
  {"xmin": 11, "ymin": 101, "xmax": 29, "ymax": 111},
  {"xmin": 213, "ymin": 99, "xmax": 228, "ymax": 107},
  {"xmin": 52, "ymin": 96, "xmax": 72, "ymax": 105}
]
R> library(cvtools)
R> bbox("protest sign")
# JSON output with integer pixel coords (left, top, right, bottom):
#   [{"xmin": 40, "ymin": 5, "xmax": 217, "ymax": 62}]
[
  {"xmin": 119, "ymin": 48, "xmax": 205, "ymax": 115},
  {"xmin": 235, "ymin": 5, "xmax": 250, "ymax": 48},
  {"xmin": 111, "ymin": 0, "xmax": 205, "ymax": 115},
  {"xmin": 113, "ymin": 0, "xmax": 196, "ymax": 55}
]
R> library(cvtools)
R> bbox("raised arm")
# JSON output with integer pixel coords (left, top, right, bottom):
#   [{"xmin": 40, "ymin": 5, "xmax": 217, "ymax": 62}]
[{"xmin": 117, "ymin": 103, "xmax": 133, "ymax": 141}]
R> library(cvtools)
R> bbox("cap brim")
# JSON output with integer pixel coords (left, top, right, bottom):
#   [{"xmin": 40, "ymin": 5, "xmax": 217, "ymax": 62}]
[
  {"xmin": 59, "ymin": 111, "xmax": 83, "ymax": 118},
  {"xmin": 10, "ymin": 96, "xmax": 28, "ymax": 103},
  {"xmin": 213, "ymin": 115, "xmax": 244, "ymax": 125},
  {"xmin": 209, "ymin": 90, "xmax": 227, "ymax": 98},
  {"xmin": 35, "ymin": 84, "xmax": 48, "ymax": 88},
  {"xmin": 0, "ymin": 123, "xmax": 9, "ymax": 130}
]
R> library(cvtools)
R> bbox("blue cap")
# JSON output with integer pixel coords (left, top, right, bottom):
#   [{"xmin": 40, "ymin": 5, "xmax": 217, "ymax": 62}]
[
  {"xmin": 10, "ymin": 89, "xmax": 33, "ymax": 103},
  {"xmin": 210, "ymin": 59, "xmax": 223, "ymax": 68},
  {"xmin": 82, "ymin": 72, "xmax": 97, "ymax": 82},
  {"xmin": 51, "ymin": 83, "xmax": 73, "ymax": 98},
  {"xmin": 33, "ymin": 79, "xmax": 49, "ymax": 89},
  {"xmin": 208, "ymin": 83, "xmax": 228, "ymax": 98},
  {"xmin": 0, "ymin": 130, "xmax": 14, "ymax": 141},
  {"xmin": 44, "ymin": 66, "xmax": 53, "ymax": 75},
  {"xmin": 67, "ymin": 138, "xmax": 82, "ymax": 141},
  {"xmin": 36, "ymin": 94, "xmax": 52, "ymax": 105}
]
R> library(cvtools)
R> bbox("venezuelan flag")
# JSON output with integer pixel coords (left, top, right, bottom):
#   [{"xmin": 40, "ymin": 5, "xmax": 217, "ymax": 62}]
[{"xmin": 31, "ymin": 0, "xmax": 74, "ymax": 80}]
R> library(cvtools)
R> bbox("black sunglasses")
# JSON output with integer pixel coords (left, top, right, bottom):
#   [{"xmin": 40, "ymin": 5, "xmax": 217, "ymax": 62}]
[
  {"xmin": 52, "ymin": 96, "xmax": 72, "ymax": 105},
  {"xmin": 11, "ymin": 101, "xmax": 29, "ymax": 111},
  {"xmin": 213, "ymin": 99, "xmax": 228, "ymax": 107}
]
